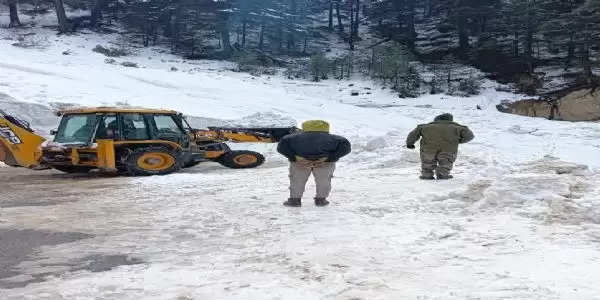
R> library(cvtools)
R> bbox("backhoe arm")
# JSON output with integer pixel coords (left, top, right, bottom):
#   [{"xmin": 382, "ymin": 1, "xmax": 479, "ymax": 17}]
[
  {"xmin": 193, "ymin": 127, "xmax": 298, "ymax": 143},
  {"xmin": 0, "ymin": 110, "xmax": 46, "ymax": 168}
]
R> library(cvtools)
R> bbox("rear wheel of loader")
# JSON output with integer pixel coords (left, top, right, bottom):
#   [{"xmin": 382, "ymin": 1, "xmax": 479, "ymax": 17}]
[
  {"xmin": 52, "ymin": 165, "xmax": 94, "ymax": 173},
  {"xmin": 218, "ymin": 150, "xmax": 265, "ymax": 169},
  {"xmin": 126, "ymin": 146, "xmax": 182, "ymax": 176}
]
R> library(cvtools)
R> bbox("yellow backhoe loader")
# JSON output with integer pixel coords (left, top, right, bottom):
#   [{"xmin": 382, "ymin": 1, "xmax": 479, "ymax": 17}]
[{"xmin": 0, "ymin": 108, "xmax": 297, "ymax": 176}]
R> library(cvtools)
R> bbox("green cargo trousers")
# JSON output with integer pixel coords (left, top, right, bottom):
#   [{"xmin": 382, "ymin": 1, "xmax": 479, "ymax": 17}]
[
  {"xmin": 289, "ymin": 161, "xmax": 336, "ymax": 199},
  {"xmin": 420, "ymin": 151, "xmax": 457, "ymax": 178}
]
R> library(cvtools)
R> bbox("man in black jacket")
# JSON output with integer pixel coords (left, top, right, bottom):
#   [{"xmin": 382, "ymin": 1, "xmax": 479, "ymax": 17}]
[{"xmin": 277, "ymin": 120, "xmax": 351, "ymax": 207}]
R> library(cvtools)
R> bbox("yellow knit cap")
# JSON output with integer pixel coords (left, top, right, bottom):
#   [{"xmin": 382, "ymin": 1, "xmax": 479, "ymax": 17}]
[{"xmin": 302, "ymin": 120, "xmax": 330, "ymax": 132}]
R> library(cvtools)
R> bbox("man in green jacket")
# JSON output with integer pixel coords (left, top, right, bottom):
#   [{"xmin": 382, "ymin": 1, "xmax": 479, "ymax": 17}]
[{"xmin": 406, "ymin": 113, "xmax": 474, "ymax": 180}]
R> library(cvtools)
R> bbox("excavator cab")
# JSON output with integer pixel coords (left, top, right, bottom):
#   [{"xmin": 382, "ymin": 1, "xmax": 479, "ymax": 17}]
[{"xmin": 0, "ymin": 107, "xmax": 298, "ymax": 176}]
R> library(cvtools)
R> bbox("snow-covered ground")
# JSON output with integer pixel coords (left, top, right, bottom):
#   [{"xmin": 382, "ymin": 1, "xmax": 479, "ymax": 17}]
[{"xmin": 1, "ymin": 22, "xmax": 600, "ymax": 299}]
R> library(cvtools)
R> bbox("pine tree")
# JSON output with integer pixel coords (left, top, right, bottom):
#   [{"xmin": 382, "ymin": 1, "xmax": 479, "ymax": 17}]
[
  {"xmin": 449, "ymin": 0, "xmax": 501, "ymax": 56},
  {"xmin": 541, "ymin": 0, "xmax": 599, "ymax": 79},
  {"xmin": 365, "ymin": 0, "xmax": 417, "ymax": 50},
  {"xmin": 122, "ymin": 0, "xmax": 168, "ymax": 46},
  {"xmin": 91, "ymin": 0, "xmax": 107, "ymax": 26}
]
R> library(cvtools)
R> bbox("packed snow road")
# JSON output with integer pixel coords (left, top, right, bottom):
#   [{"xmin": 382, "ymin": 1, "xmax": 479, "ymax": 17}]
[{"xmin": 2, "ymin": 156, "xmax": 600, "ymax": 299}]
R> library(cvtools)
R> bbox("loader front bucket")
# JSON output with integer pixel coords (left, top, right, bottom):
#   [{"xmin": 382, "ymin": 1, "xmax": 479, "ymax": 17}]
[{"xmin": 0, "ymin": 111, "xmax": 46, "ymax": 168}]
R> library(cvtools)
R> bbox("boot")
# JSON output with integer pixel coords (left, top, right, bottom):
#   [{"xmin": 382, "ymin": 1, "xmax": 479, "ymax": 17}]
[
  {"xmin": 283, "ymin": 198, "xmax": 301, "ymax": 207},
  {"xmin": 437, "ymin": 175, "xmax": 453, "ymax": 180},
  {"xmin": 419, "ymin": 175, "xmax": 435, "ymax": 180},
  {"xmin": 314, "ymin": 197, "xmax": 330, "ymax": 206}
]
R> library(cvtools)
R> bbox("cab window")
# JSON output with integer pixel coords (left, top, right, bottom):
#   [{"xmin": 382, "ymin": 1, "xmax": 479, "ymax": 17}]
[
  {"xmin": 121, "ymin": 113, "xmax": 150, "ymax": 140},
  {"xmin": 54, "ymin": 114, "xmax": 97, "ymax": 144},
  {"xmin": 95, "ymin": 115, "xmax": 117, "ymax": 140},
  {"xmin": 152, "ymin": 115, "xmax": 184, "ymax": 135}
]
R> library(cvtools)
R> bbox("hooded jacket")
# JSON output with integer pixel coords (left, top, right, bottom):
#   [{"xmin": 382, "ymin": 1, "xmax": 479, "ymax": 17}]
[
  {"xmin": 406, "ymin": 114, "xmax": 474, "ymax": 153},
  {"xmin": 277, "ymin": 120, "xmax": 351, "ymax": 162}
]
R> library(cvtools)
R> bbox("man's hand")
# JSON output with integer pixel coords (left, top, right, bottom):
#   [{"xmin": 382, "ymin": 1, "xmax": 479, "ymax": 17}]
[{"xmin": 406, "ymin": 144, "xmax": 415, "ymax": 149}]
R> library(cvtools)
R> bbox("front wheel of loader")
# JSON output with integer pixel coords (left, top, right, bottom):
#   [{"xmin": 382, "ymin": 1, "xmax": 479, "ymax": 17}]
[
  {"xmin": 52, "ymin": 165, "xmax": 94, "ymax": 174},
  {"xmin": 218, "ymin": 150, "xmax": 265, "ymax": 169},
  {"xmin": 125, "ymin": 146, "xmax": 182, "ymax": 176}
]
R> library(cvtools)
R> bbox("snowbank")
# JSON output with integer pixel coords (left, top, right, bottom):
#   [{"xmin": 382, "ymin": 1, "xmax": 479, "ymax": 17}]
[{"xmin": 1, "ymin": 23, "xmax": 600, "ymax": 299}]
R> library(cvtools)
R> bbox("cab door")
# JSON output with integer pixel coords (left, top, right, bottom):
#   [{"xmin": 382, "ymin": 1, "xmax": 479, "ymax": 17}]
[
  {"xmin": 118, "ymin": 113, "xmax": 152, "ymax": 141},
  {"xmin": 148, "ymin": 114, "xmax": 189, "ymax": 148},
  {"xmin": 94, "ymin": 114, "xmax": 118, "ymax": 141}
]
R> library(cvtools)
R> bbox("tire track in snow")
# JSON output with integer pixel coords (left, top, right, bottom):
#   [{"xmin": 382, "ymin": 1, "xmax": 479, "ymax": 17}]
[
  {"xmin": 122, "ymin": 74, "xmax": 180, "ymax": 89},
  {"xmin": 0, "ymin": 62, "xmax": 75, "ymax": 80}
]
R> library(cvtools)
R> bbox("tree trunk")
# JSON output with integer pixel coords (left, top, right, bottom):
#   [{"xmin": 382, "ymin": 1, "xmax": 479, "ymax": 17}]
[
  {"xmin": 258, "ymin": 22, "xmax": 265, "ymax": 50},
  {"xmin": 90, "ymin": 0, "xmax": 106, "ymax": 26},
  {"xmin": 221, "ymin": 26, "xmax": 231, "ymax": 54},
  {"xmin": 328, "ymin": 0, "xmax": 334, "ymax": 30},
  {"xmin": 524, "ymin": 1, "xmax": 535, "ymax": 73},
  {"xmin": 370, "ymin": 48, "xmax": 375, "ymax": 76},
  {"xmin": 347, "ymin": 53, "xmax": 352, "ymax": 77},
  {"xmin": 406, "ymin": 0, "xmax": 416, "ymax": 50},
  {"xmin": 349, "ymin": 1, "xmax": 354, "ymax": 50},
  {"xmin": 513, "ymin": 31, "xmax": 519, "ymax": 57},
  {"xmin": 215, "ymin": 1, "xmax": 232, "ymax": 55},
  {"xmin": 152, "ymin": 24, "xmax": 158, "ymax": 46},
  {"xmin": 242, "ymin": 18, "xmax": 247, "ymax": 48},
  {"xmin": 287, "ymin": 0, "xmax": 297, "ymax": 52},
  {"xmin": 354, "ymin": 0, "xmax": 360, "ymax": 38},
  {"xmin": 171, "ymin": 1, "xmax": 184, "ymax": 50},
  {"xmin": 336, "ymin": 1, "xmax": 343, "ymax": 32},
  {"xmin": 303, "ymin": 36, "xmax": 307, "ymax": 54},
  {"xmin": 349, "ymin": 1, "xmax": 354, "ymax": 34},
  {"xmin": 524, "ymin": 25, "xmax": 533, "ymax": 60},
  {"xmin": 54, "ymin": 0, "xmax": 70, "ymax": 33},
  {"xmin": 217, "ymin": 12, "xmax": 231, "ymax": 54},
  {"xmin": 8, "ymin": 0, "xmax": 21, "ymax": 27},
  {"xmin": 565, "ymin": 32, "xmax": 575, "ymax": 71},
  {"xmin": 458, "ymin": 16, "xmax": 468, "ymax": 54},
  {"xmin": 163, "ymin": 10, "xmax": 174, "ymax": 38},
  {"xmin": 287, "ymin": 35, "xmax": 295, "ymax": 51},
  {"xmin": 278, "ymin": 27, "xmax": 283, "ymax": 52},
  {"xmin": 426, "ymin": 0, "xmax": 434, "ymax": 17},
  {"xmin": 480, "ymin": 16, "xmax": 487, "ymax": 33},
  {"xmin": 393, "ymin": 0, "xmax": 403, "ymax": 31},
  {"xmin": 582, "ymin": 38, "xmax": 592, "ymax": 81}
]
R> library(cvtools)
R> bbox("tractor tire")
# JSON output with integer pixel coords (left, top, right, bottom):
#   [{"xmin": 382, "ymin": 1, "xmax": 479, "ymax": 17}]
[
  {"xmin": 218, "ymin": 150, "xmax": 265, "ymax": 169},
  {"xmin": 125, "ymin": 146, "xmax": 182, "ymax": 176},
  {"xmin": 52, "ymin": 165, "xmax": 95, "ymax": 173}
]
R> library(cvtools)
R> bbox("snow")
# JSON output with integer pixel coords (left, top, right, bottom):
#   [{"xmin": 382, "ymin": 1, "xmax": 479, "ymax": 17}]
[{"xmin": 1, "ymin": 19, "xmax": 600, "ymax": 300}]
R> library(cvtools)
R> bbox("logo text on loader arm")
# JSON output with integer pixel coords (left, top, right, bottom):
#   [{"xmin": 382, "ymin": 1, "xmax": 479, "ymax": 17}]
[{"xmin": 0, "ymin": 125, "xmax": 22, "ymax": 144}]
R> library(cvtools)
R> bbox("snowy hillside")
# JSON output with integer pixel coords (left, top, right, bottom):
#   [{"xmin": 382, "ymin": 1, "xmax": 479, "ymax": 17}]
[{"xmin": 1, "ymin": 27, "xmax": 600, "ymax": 299}]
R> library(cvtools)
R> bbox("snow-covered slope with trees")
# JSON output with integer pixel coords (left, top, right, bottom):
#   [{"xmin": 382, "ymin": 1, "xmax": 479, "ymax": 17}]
[{"xmin": 1, "ymin": 25, "xmax": 600, "ymax": 299}]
